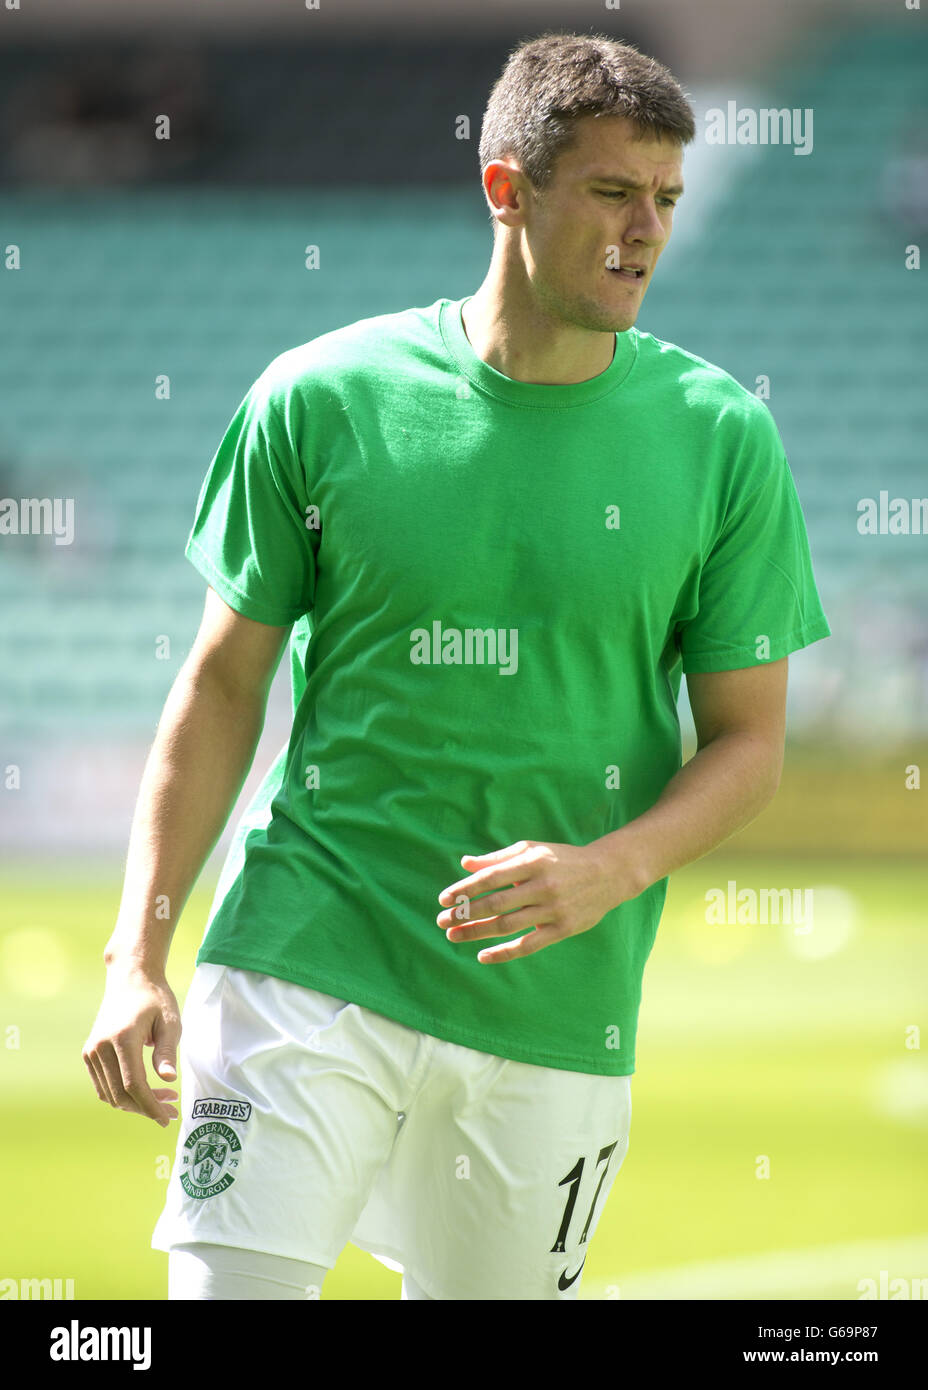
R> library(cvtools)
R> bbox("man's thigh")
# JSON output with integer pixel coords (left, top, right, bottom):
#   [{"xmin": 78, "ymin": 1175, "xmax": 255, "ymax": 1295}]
[
  {"xmin": 362, "ymin": 1042, "xmax": 633, "ymax": 1300},
  {"xmin": 152, "ymin": 964, "xmax": 415, "ymax": 1269}
]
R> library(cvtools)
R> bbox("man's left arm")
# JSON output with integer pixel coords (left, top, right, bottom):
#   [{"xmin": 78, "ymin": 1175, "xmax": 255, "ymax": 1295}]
[
  {"xmin": 436, "ymin": 658, "xmax": 789, "ymax": 963},
  {"xmin": 600, "ymin": 656, "xmax": 788, "ymax": 895}
]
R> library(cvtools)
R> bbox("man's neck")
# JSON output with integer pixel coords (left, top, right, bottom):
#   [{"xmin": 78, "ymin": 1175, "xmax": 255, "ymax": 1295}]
[{"xmin": 460, "ymin": 277, "xmax": 617, "ymax": 386}]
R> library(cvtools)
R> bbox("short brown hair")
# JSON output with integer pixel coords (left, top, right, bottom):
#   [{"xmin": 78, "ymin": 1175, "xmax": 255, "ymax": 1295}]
[{"xmin": 478, "ymin": 31, "xmax": 696, "ymax": 197}]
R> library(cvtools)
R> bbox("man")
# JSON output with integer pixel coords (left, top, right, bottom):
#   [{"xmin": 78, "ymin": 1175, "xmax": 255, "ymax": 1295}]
[{"xmin": 83, "ymin": 31, "xmax": 830, "ymax": 1301}]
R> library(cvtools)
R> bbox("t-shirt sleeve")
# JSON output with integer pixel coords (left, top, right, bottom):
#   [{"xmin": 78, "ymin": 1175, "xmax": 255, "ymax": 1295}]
[
  {"xmin": 184, "ymin": 364, "xmax": 317, "ymax": 626},
  {"xmin": 677, "ymin": 403, "xmax": 831, "ymax": 673}
]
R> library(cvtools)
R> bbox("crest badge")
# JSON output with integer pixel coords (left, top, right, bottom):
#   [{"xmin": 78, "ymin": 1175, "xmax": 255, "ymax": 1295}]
[{"xmin": 180, "ymin": 1121, "xmax": 242, "ymax": 1200}]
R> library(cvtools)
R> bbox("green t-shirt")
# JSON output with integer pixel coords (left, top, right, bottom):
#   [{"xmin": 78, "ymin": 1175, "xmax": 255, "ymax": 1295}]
[{"xmin": 186, "ymin": 296, "xmax": 830, "ymax": 1076}]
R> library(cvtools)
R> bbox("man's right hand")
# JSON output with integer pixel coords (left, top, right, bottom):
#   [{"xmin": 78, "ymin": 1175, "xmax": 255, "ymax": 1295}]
[{"xmin": 82, "ymin": 965, "xmax": 182, "ymax": 1127}]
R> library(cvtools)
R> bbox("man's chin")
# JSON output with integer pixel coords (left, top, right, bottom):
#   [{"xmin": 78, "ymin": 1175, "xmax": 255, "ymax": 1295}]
[
  {"xmin": 602, "ymin": 312, "xmax": 637, "ymax": 335},
  {"xmin": 592, "ymin": 298, "xmax": 640, "ymax": 335}
]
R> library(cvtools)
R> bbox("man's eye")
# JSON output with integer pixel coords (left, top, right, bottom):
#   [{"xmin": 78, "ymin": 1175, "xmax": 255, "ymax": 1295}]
[{"xmin": 598, "ymin": 191, "xmax": 677, "ymax": 207}]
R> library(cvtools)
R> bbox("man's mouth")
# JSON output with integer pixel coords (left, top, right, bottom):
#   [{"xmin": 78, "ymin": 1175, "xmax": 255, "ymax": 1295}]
[{"xmin": 609, "ymin": 265, "xmax": 646, "ymax": 282}]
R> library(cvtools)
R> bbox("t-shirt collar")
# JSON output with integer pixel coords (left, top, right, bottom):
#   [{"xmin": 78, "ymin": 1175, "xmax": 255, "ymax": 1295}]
[{"xmin": 439, "ymin": 295, "xmax": 637, "ymax": 408}]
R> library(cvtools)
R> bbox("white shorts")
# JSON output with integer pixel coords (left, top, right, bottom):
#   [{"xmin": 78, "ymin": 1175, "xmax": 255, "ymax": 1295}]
[{"xmin": 152, "ymin": 962, "xmax": 632, "ymax": 1300}]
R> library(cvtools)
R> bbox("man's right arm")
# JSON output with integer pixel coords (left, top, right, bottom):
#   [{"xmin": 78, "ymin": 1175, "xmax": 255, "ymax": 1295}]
[{"xmin": 82, "ymin": 586, "xmax": 293, "ymax": 1126}]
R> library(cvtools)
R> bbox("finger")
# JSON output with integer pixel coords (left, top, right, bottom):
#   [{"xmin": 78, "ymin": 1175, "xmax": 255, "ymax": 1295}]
[
  {"xmin": 90, "ymin": 1048, "xmax": 120, "ymax": 1107},
  {"xmin": 151, "ymin": 1010, "xmax": 181, "ymax": 1083},
  {"xmin": 83, "ymin": 1050, "xmax": 110, "ymax": 1104},
  {"xmin": 461, "ymin": 841, "xmax": 530, "ymax": 864},
  {"xmin": 111, "ymin": 1036, "xmax": 171, "ymax": 1126},
  {"xmin": 97, "ymin": 1040, "xmax": 140, "ymax": 1113},
  {"xmin": 438, "ymin": 878, "xmax": 538, "ymax": 922},
  {"xmin": 446, "ymin": 907, "xmax": 549, "ymax": 942},
  {"xmin": 97, "ymin": 1039, "xmax": 152, "ymax": 1121},
  {"xmin": 151, "ymin": 1090, "xmax": 179, "ymax": 1120},
  {"xmin": 477, "ymin": 927, "xmax": 558, "ymax": 963},
  {"xmin": 439, "ymin": 873, "xmax": 518, "ymax": 906},
  {"xmin": 438, "ymin": 854, "xmax": 532, "ymax": 906},
  {"xmin": 445, "ymin": 914, "xmax": 519, "ymax": 940}
]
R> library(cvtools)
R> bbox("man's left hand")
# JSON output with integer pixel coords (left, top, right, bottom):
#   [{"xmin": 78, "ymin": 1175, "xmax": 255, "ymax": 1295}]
[{"xmin": 436, "ymin": 839, "xmax": 643, "ymax": 964}]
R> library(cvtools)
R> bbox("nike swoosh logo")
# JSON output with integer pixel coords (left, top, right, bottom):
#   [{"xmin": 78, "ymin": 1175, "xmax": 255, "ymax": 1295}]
[{"xmin": 557, "ymin": 1257, "xmax": 586, "ymax": 1290}]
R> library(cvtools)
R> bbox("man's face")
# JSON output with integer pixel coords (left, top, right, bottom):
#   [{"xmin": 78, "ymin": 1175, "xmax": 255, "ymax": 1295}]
[{"xmin": 507, "ymin": 114, "xmax": 684, "ymax": 333}]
